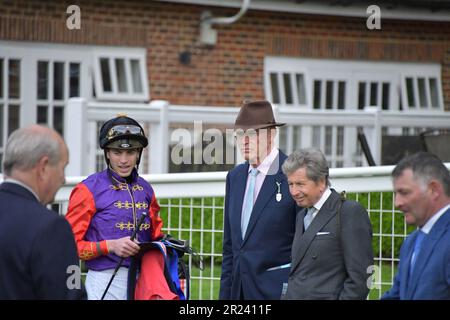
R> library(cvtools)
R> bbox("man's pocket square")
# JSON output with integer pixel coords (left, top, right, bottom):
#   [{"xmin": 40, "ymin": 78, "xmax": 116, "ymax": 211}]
[
  {"xmin": 267, "ymin": 263, "xmax": 291, "ymax": 271},
  {"xmin": 316, "ymin": 232, "xmax": 331, "ymax": 235}
]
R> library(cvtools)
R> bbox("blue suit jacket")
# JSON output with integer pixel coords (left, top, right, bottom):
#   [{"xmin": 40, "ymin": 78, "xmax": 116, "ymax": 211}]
[
  {"xmin": 219, "ymin": 151, "xmax": 298, "ymax": 300},
  {"xmin": 0, "ymin": 182, "xmax": 86, "ymax": 299},
  {"xmin": 382, "ymin": 208, "xmax": 450, "ymax": 300}
]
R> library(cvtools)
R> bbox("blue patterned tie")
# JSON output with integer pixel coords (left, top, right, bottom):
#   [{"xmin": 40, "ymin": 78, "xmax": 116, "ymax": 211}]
[
  {"xmin": 241, "ymin": 168, "xmax": 259, "ymax": 238},
  {"xmin": 303, "ymin": 207, "xmax": 315, "ymax": 231}
]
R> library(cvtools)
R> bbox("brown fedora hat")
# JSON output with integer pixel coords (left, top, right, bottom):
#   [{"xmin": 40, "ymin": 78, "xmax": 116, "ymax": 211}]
[{"xmin": 234, "ymin": 100, "xmax": 286, "ymax": 130}]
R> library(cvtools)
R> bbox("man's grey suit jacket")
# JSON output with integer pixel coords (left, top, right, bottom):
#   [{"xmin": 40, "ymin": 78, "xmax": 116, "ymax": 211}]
[{"xmin": 282, "ymin": 189, "xmax": 373, "ymax": 300}]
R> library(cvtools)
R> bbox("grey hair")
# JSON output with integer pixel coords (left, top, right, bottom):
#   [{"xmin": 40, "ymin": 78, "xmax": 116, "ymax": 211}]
[
  {"xmin": 282, "ymin": 148, "xmax": 330, "ymax": 186},
  {"xmin": 392, "ymin": 151, "xmax": 450, "ymax": 197},
  {"xmin": 2, "ymin": 126, "xmax": 62, "ymax": 176}
]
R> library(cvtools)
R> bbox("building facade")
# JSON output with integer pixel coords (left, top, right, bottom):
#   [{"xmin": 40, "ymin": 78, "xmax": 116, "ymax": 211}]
[{"xmin": 1, "ymin": 0, "xmax": 450, "ymax": 173}]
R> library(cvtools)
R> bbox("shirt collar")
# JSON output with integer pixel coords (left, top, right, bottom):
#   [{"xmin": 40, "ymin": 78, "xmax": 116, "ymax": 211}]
[
  {"xmin": 312, "ymin": 187, "xmax": 332, "ymax": 212},
  {"xmin": 248, "ymin": 147, "xmax": 279, "ymax": 176},
  {"xmin": 4, "ymin": 178, "xmax": 41, "ymax": 202},
  {"xmin": 420, "ymin": 203, "xmax": 450, "ymax": 234}
]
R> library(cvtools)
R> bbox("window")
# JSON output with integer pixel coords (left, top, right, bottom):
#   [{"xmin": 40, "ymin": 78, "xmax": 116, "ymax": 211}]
[
  {"xmin": 357, "ymin": 81, "xmax": 392, "ymax": 110},
  {"xmin": 36, "ymin": 60, "xmax": 82, "ymax": 136},
  {"xmin": 94, "ymin": 50, "xmax": 148, "ymax": 101},
  {"xmin": 312, "ymin": 79, "xmax": 347, "ymax": 110},
  {"xmin": 265, "ymin": 58, "xmax": 308, "ymax": 106},
  {"xmin": 265, "ymin": 57, "xmax": 442, "ymax": 111},
  {"xmin": 402, "ymin": 75, "xmax": 443, "ymax": 109},
  {"xmin": 1, "ymin": 41, "xmax": 151, "ymax": 175},
  {"xmin": 0, "ymin": 58, "xmax": 22, "ymax": 172},
  {"xmin": 264, "ymin": 57, "xmax": 444, "ymax": 168}
]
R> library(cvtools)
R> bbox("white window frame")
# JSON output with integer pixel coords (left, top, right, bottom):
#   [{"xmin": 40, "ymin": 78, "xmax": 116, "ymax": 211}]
[
  {"xmin": 353, "ymin": 72, "xmax": 399, "ymax": 111},
  {"xmin": 93, "ymin": 49, "xmax": 149, "ymax": 102},
  {"xmin": 265, "ymin": 57, "xmax": 443, "ymax": 111},
  {"xmin": 35, "ymin": 59, "xmax": 83, "ymax": 135},
  {"xmin": 0, "ymin": 41, "xmax": 151, "ymax": 174},
  {"xmin": 264, "ymin": 57, "xmax": 445, "ymax": 167},
  {"xmin": 0, "ymin": 56, "xmax": 22, "ymax": 162},
  {"xmin": 401, "ymin": 66, "xmax": 444, "ymax": 110},
  {"xmin": 265, "ymin": 58, "xmax": 310, "ymax": 107}
]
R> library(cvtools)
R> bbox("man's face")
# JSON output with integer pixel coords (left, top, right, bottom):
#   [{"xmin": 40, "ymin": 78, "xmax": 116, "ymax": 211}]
[
  {"xmin": 287, "ymin": 167, "xmax": 326, "ymax": 208},
  {"xmin": 393, "ymin": 169, "xmax": 433, "ymax": 227},
  {"xmin": 41, "ymin": 143, "xmax": 68, "ymax": 205},
  {"xmin": 107, "ymin": 148, "xmax": 139, "ymax": 177},
  {"xmin": 235, "ymin": 128, "xmax": 275, "ymax": 166}
]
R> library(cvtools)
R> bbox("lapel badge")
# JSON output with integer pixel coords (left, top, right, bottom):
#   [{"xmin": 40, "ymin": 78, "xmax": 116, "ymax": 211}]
[{"xmin": 275, "ymin": 181, "xmax": 282, "ymax": 202}]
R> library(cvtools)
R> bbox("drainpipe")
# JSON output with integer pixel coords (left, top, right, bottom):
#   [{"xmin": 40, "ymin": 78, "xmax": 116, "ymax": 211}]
[{"xmin": 200, "ymin": 0, "xmax": 251, "ymax": 46}]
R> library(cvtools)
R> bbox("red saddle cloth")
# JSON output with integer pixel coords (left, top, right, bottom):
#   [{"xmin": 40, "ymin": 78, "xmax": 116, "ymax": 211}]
[{"xmin": 134, "ymin": 250, "xmax": 179, "ymax": 300}]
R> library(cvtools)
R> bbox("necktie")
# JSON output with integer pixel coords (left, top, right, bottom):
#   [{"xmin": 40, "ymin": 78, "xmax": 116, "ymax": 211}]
[
  {"xmin": 410, "ymin": 230, "xmax": 425, "ymax": 275},
  {"xmin": 241, "ymin": 168, "xmax": 259, "ymax": 238},
  {"xmin": 304, "ymin": 207, "xmax": 315, "ymax": 231}
]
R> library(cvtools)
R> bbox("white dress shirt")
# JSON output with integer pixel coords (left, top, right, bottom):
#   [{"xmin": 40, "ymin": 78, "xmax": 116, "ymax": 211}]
[
  {"xmin": 420, "ymin": 203, "xmax": 450, "ymax": 234},
  {"xmin": 309, "ymin": 187, "xmax": 332, "ymax": 220},
  {"xmin": 242, "ymin": 147, "xmax": 279, "ymax": 207}
]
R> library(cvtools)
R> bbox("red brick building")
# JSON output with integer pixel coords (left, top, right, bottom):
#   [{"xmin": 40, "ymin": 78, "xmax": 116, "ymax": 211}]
[{"xmin": 1, "ymin": 0, "xmax": 450, "ymax": 172}]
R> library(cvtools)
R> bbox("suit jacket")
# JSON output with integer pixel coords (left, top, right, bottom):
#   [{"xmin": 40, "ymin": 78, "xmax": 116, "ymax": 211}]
[
  {"xmin": 219, "ymin": 150, "xmax": 298, "ymax": 300},
  {"xmin": 0, "ymin": 182, "xmax": 86, "ymax": 299},
  {"xmin": 282, "ymin": 189, "xmax": 373, "ymax": 300},
  {"xmin": 382, "ymin": 208, "xmax": 450, "ymax": 300}
]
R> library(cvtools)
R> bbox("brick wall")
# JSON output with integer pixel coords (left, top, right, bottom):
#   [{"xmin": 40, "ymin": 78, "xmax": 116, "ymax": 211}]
[{"xmin": 1, "ymin": 0, "xmax": 449, "ymax": 109}]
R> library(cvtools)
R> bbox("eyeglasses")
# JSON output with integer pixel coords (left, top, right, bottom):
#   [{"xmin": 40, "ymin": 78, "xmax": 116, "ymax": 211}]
[
  {"xmin": 234, "ymin": 129, "xmax": 258, "ymax": 139},
  {"xmin": 107, "ymin": 125, "xmax": 144, "ymax": 140}
]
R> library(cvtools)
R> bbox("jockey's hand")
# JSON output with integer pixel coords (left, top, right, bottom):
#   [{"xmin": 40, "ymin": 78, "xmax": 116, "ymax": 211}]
[{"xmin": 107, "ymin": 237, "xmax": 140, "ymax": 258}]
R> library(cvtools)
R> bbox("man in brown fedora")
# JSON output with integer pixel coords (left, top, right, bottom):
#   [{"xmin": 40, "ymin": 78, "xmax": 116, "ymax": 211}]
[{"xmin": 219, "ymin": 100, "xmax": 298, "ymax": 300}]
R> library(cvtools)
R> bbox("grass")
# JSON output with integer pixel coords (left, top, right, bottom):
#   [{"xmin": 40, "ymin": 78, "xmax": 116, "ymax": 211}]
[
  {"xmin": 368, "ymin": 262, "xmax": 398, "ymax": 300},
  {"xmin": 189, "ymin": 264, "xmax": 221, "ymax": 300},
  {"xmin": 188, "ymin": 262, "xmax": 397, "ymax": 300},
  {"xmin": 80, "ymin": 263, "xmax": 396, "ymax": 300}
]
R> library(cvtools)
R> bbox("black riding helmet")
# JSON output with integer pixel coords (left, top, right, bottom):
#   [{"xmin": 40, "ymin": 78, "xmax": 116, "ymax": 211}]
[{"xmin": 99, "ymin": 114, "xmax": 148, "ymax": 168}]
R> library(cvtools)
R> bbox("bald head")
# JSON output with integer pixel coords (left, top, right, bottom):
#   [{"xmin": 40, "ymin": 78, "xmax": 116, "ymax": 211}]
[{"xmin": 2, "ymin": 125, "xmax": 67, "ymax": 176}]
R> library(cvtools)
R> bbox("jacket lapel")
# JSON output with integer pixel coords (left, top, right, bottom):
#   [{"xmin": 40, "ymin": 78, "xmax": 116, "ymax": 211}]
[
  {"xmin": 400, "ymin": 238, "xmax": 415, "ymax": 299},
  {"xmin": 290, "ymin": 190, "xmax": 340, "ymax": 274},
  {"xmin": 290, "ymin": 208, "xmax": 306, "ymax": 269},
  {"xmin": 232, "ymin": 164, "xmax": 249, "ymax": 246},
  {"xmin": 406, "ymin": 209, "xmax": 450, "ymax": 298}
]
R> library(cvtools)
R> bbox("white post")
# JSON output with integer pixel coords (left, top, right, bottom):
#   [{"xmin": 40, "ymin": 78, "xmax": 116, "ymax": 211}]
[
  {"xmin": 65, "ymin": 97, "xmax": 87, "ymax": 176},
  {"xmin": 364, "ymin": 106, "xmax": 382, "ymax": 165},
  {"xmin": 149, "ymin": 100, "xmax": 169, "ymax": 173},
  {"xmin": 272, "ymin": 103, "xmax": 281, "ymax": 151}
]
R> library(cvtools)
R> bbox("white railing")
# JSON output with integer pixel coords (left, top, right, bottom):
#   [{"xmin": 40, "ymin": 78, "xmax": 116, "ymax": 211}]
[
  {"xmin": 64, "ymin": 98, "xmax": 450, "ymax": 177},
  {"xmin": 44, "ymin": 164, "xmax": 450, "ymax": 299}
]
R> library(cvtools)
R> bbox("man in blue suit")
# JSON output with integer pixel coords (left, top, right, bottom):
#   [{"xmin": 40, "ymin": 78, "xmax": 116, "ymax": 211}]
[
  {"xmin": 0, "ymin": 125, "xmax": 86, "ymax": 299},
  {"xmin": 382, "ymin": 152, "xmax": 450, "ymax": 300},
  {"xmin": 219, "ymin": 100, "xmax": 297, "ymax": 300}
]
